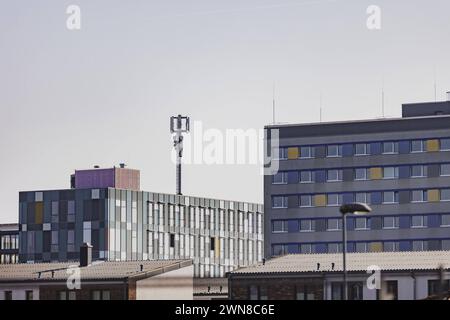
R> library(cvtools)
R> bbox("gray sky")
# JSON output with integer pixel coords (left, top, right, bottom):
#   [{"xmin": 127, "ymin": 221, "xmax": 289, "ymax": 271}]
[{"xmin": 1, "ymin": 0, "xmax": 450, "ymax": 223}]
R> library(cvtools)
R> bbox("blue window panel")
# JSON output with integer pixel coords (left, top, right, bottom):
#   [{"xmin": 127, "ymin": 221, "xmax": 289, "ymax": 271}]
[
  {"xmin": 343, "ymin": 193, "xmax": 354, "ymax": 204},
  {"xmin": 399, "ymin": 141, "xmax": 410, "ymax": 154},
  {"xmin": 399, "ymin": 241, "xmax": 411, "ymax": 251},
  {"xmin": 314, "ymin": 170, "xmax": 326, "ymax": 183},
  {"xmin": 371, "ymin": 192, "xmax": 382, "ymax": 205},
  {"xmin": 315, "ymin": 243, "xmax": 327, "ymax": 254},
  {"xmin": 346, "ymin": 217, "xmax": 355, "ymax": 231},
  {"xmin": 287, "ymin": 220, "xmax": 299, "ymax": 233},
  {"xmin": 428, "ymin": 214, "xmax": 440, "ymax": 228},
  {"xmin": 287, "ymin": 244, "xmax": 299, "ymax": 254},
  {"xmin": 347, "ymin": 242, "xmax": 356, "ymax": 253},
  {"xmin": 370, "ymin": 142, "xmax": 382, "ymax": 155},
  {"xmin": 399, "ymin": 166, "xmax": 410, "ymax": 179},
  {"xmin": 287, "ymin": 171, "xmax": 299, "ymax": 184},
  {"xmin": 342, "ymin": 144, "xmax": 354, "ymax": 157},
  {"xmin": 399, "ymin": 216, "xmax": 410, "ymax": 229}
]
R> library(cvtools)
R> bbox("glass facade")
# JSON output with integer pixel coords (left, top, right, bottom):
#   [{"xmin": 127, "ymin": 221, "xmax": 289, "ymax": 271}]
[{"xmin": 18, "ymin": 189, "xmax": 263, "ymax": 278}]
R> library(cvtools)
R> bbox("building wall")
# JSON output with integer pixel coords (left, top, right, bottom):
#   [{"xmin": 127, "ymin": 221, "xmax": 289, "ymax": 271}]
[
  {"xmin": 19, "ymin": 189, "xmax": 264, "ymax": 278},
  {"xmin": 136, "ymin": 265, "xmax": 194, "ymax": 300},
  {"xmin": 0, "ymin": 284, "xmax": 39, "ymax": 300},
  {"xmin": 39, "ymin": 283, "xmax": 127, "ymax": 300},
  {"xmin": 229, "ymin": 276, "xmax": 323, "ymax": 300},
  {"xmin": 264, "ymin": 118, "xmax": 450, "ymax": 258}
]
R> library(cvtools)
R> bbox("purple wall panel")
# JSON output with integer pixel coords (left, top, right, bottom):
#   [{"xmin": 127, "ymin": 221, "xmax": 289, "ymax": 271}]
[{"xmin": 75, "ymin": 168, "xmax": 115, "ymax": 189}]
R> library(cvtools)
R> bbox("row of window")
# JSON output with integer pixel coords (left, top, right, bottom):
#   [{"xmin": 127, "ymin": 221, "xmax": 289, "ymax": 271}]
[
  {"xmin": 272, "ymin": 163, "xmax": 450, "ymax": 184},
  {"xmin": 0, "ymin": 254, "xmax": 18, "ymax": 264},
  {"xmin": 272, "ymin": 188, "xmax": 450, "ymax": 208},
  {"xmin": 275, "ymin": 138, "xmax": 450, "ymax": 160},
  {"xmin": 272, "ymin": 214, "xmax": 450, "ymax": 233},
  {"xmin": 272, "ymin": 238, "xmax": 450, "ymax": 255},
  {"xmin": 0, "ymin": 234, "xmax": 19, "ymax": 250},
  {"xmin": 1, "ymin": 290, "xmax": 34, "ymax": 300}
]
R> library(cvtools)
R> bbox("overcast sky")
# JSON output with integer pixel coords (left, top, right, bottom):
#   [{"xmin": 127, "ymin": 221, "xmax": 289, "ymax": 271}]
[{"xmin": 1, "ymin": 0, "xmax": 450, "ymax": 223}]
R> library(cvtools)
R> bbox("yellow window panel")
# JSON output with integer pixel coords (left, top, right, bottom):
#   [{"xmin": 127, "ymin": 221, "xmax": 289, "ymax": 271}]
[
  {"xmin": 426, "ymin": 139, "xmax": 440, "ymax": 152},
  {"xmin": 369, "ymin": 167, "xmax": 382, "ymax": 180},
  {"xmin": 314, "ymin": 194, "xmax": 326, "ymax": 207},
  {"xmin": 370, "ymin": 242, "xmax": 383, "ymax": 252},
  {"xmin": 35, "ymin": 202, "xmax": 43, "ymax": 224},
  {"xmin": 287, "ymin": 147, "xmax": 299, "ymax": 159},
  {"xmin": 215, "ymin": 237, "xmax": 220, "ymax": 259},
  {"xmin": 428, "ymin": 189, "xmax": 440, "ymax": 202}
]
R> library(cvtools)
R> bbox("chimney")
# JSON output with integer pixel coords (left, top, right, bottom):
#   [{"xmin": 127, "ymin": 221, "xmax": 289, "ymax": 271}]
[
  {"xmin": 119, "ymin": 163, "xmax": 126, "ymax": 168},
  {"xmin": 94, "ymin": 165, "xmax": 100, "ymax": 169},
  {"xmin": 80, "ymin": 243, "xmax": 93, "ymax": 267}
]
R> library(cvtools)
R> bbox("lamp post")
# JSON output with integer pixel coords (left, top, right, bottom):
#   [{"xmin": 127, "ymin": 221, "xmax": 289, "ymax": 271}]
[{"xmin": 339, "ymin": 202, "xmax": 371, "ymax": 300}]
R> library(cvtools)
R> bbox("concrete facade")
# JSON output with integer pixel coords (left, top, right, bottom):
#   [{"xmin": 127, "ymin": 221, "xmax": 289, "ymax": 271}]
[{"xmin": 264, "ymin": 101, "xmax": 450, "ymax": 258}]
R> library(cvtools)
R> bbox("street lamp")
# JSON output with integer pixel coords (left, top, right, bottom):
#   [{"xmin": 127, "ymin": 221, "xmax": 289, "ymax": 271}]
[{"xmin": 339, "ymin": 202, "xmax": 371, "ymax": 300}]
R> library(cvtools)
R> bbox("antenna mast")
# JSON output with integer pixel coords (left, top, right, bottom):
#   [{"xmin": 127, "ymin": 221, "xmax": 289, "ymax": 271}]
[
  {"xmin": 170, "ymin": 115, "xmax": 190, "ymax": 195},
  {"xmin": 272, "ymin": 82, "xmax": 276, "ymax": 124}
]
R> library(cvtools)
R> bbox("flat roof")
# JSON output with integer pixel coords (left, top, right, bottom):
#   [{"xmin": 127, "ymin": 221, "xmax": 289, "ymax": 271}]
[
  {"xmin": 229, "ymin": 251, "xmax": 450, "ymax": 275},
  {"xmin": 0, "ymin": 259, "xmax": 192, "ymax": 283}
]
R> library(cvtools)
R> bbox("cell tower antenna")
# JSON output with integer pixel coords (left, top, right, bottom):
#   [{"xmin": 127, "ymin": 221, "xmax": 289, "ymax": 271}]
[
  {"xmin": 319, "ymin": 92, "xmax": 323, "ymax": 122},
  {"xmin": 272, "ymin": 82, "xmax": 276, "ymax": 124},
  {"xmin": 382, "ymin": 76, "xmax": 385, "ymax": 118},
  {"xmin": 434, "ymin": 66, "xmax": 437, "ymax": 102},
  {"xmin": 170, "ymin": 115, "xmax": 190, "ymax": 195}
]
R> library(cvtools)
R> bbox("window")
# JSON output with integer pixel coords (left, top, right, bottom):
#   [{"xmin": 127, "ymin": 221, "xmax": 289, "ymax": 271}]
[
  {"xmin": 411, "ymin": 165, "xmax": 427, "ymax": 178},
  {"xmin": 300, "ymin": 146, "xmax": 314, "ymax": 158},
  {"xmin": 4, "ymin": 291, "xmax": 12, "ymax": 300},
  {"xmin": 440, "ymin": 138, "xmax": 450, "ymax": 151},
  {"xmin": 169, "ymin": 234, "xmax": 175, "ymax": 248},
  {"xmin": 327, "ymin": 145, "xmax": 342, "ymax": 157},
  {"xmin": 59, "ymin": 291, "xmax": 76, "ymax": 300},
  {"xmin": 382, "ymin": 142, "xmax": 398, "ymax": 154},
  {"xmin": 299, "ymin": 171, "xmax": 313, "ymax": 183},
  {"xmin": 383, "ymin": 216, "xmax": 399, "ymax": 229},
  {"xmin": 272, "ymin": 221, "xmax": 287, "ymax": 233},
  {"xmin": 381, "ymin": 281, "xmax": 398, "ymax": 300},
  {"xmin": 296, "ymin": 285, "xmax": 316, "ymax": 300},
  {"xmin": 382, "ymin": 191, "xmax": 398, "ymax": 204},
  {"xmin": 384, "ymin": 241, "xmax": 399, "ymax": 252},
  {"xmin": 355, "ymin": 143, "xmax": 370, "ymax": 156},
  {"xmin": 355, "ymin": 168, "xmax": 369, "ymax": 181},
  {"xmin": 441, "ymin": 164, "xmax": 450, "ymax": 176},
  {"xmin": 299, "ymin": 195, "xmax": 312, "ymax": 207},
  {"xmin": 272, "ymin": 244, "xmax": 287, "ymax": 256},
  {"xmin": 441, "ymin": 189, "xmax": 450, "ymax": 201},
  {"xmin": 327, "ymin": 194, "xmax": 342, "ymax": 206},
  {"xmin": 272, "ymin": 172, "xmax": 287, "ymax": 184},
  {"xmin": 443, "ymin": 240, "xmax": 450, "ymax": 250},
  {"xmin": 327, "ymin": 169, "xmax": 343, "ymax": 182},
  {"xmin": 355, "ymin": 192, "xmax": 370, "ymax": 204},
  {"xmin": 411, "ymin": 215, "xmax": 426, "ymax": 228},
  {"xmin": 273, "ymin": 147, "xmax": 288, "ymax": 160},
  {"xmin": 328, "ymin": 243, "xmax": 342, "ymax": 253},
  {"xmin": 412, "ymin": 240, "xmax": 427, "ymax": 251},
  {"xmin": 300, "ymin": 220, "xmax": 315, "ymax": 232},
  {"xmin": 441, "ymin": 214, "xmax": 450, "ymax": 227},
  {"xmin": 91, "ymin": 290, "xmax": 110, "ymax": 300},
  {"xmin": 51, "ymin": 201, "xmax": 59, "ymax": 223},
  {"xmin": 327, "ymin": 218, "xmax": 342, "ymax": 231},
  {"xmin": 355, "ymin": 218, "xmax": 368, "ymax": 230},
  {"xmin": 411, "ymin": 140, "xmax": 425, "ymax": 153},
  {"xmin": 411, "ymin": 190, "xmax": 427, "ymax": 202},
  {"xmin": 331, "ymin": 282, "xmax": 363, "ymax": 300},
  {"xmin": 272, "ymin": 196, "xmax": 287, "ymax": 208},
  {"xmin": 25, "ymin": 290, "xmax": 33, "ymax": 300},
  {"xmin": 383, "ymin": 167, "xmax": 398, "ymax": 179},
  {"xmin": 355, "ymin": 242, "xmax": 368, "ymax": 253},
  {"xmin": 300, "ymin": 244, "xmax": 312, "ymax": 254},
  {"xmin": 249, "ymin": 285, "xmax": 259, "ymax": 300},
  {"xmin": 428, "ymin": 280, "xmax": 450, "ymax": 296}
]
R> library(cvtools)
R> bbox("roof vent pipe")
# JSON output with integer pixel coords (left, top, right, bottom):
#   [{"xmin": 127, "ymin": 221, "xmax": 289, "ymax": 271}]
[{"xmin": 80, "ymin": 243, "xmax": 93, "ymax": 267}]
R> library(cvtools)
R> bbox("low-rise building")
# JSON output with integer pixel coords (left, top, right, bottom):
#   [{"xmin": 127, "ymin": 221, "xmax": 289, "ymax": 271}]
[
  {"xmin": 228, "ymin": 251, "xmax": 450, "ymax": 300},
  {"xmin": 0, "ymin": 253, "xmax": 193, "ymax": 300}
]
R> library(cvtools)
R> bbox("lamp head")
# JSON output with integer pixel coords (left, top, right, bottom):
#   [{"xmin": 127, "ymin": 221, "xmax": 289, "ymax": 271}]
[{"xmin": 340, "ymin": 202, "xmax": 371, "ymax": 215}]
